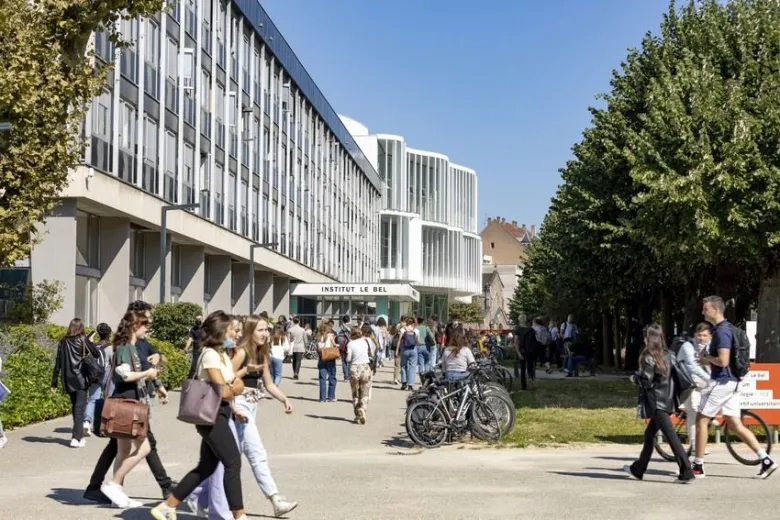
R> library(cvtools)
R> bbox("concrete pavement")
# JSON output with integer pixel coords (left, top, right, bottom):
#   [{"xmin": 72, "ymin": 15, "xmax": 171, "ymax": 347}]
[{"xmin": 0, "ymin": 360, "xmax": 777, "ymax": 519}]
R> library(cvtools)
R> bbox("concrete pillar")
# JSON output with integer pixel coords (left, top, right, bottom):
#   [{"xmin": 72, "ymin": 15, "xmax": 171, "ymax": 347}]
[
  {"xmin": 254, "ymin": 271, "xmax": 273, "ymax": 314},
  {"xmin": 30, "ymin": 199, "xmax": 78, "ymax": 326},
  {"xmin": 232, "ymin": 263, "xmax": 250, "ymax": 315},
  {"xmin": 207, "ymin": 255, "xmax": 231, "ymax": 311},
  {"xmin": 179, "ymin": 245, "xmax": 205, "ymax": 306},
  {"xmin": 143, "ymin": 232, "xmax": 170, "ymax": 304},
  {"xmin": 98, "ymin": 217, "xmax": 131, "ymax": 328},
  {"xmin": 272, "ymin": 275, "xmax": 290, "ymax": 317}
]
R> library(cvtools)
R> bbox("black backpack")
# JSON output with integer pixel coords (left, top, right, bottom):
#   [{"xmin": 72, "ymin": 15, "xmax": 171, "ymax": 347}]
[
  {"xmin": 670, "ymin": 351, "xmax": 696, "ymax": 404},
  {"xmin": 669, "ymin": 335, "xmax": 691, "ymax": 355},
  {"xmin": 728, "ymin": 323, "xmax": 751, "ymax": 380}
]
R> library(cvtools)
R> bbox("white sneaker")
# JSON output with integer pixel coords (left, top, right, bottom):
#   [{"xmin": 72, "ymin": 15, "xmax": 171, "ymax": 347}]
[
  {"xmin": 79, "ymin": 438, "xmax": 87, "ymax": 448},
  {"xmin": 271, "ymin": 494, "xmax": 298, "ymax": 517},
  {"xmin": 100, "ymin": 482, "xmax": 131, "ymax": 508},
  {"xmin": 0, "ymin": 436, "xmax": 7, "ymax": 449},
  {"xmin": 151, "ymin": 502, "xmax": 178, "ymax": 519},
  {"xmin": 69, "ymin": 438, "xmax": 81, "ymax": 448},
  {"xmin": 83, "ymin": 421, "xmax": 92, "ymax": 437}
]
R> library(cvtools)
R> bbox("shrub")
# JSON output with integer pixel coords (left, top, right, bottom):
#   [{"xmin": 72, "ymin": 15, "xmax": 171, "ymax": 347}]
[
  {"xmin": 149, "ymin": 337, "xmax": 189, "ymax": 390},
  {"xmin": 4, "ymin": 280, "xmax": 64, "ymax": 324},
  {"xmin": 151, "ymin": 302, "xmax": 202, "ymax": 348}
]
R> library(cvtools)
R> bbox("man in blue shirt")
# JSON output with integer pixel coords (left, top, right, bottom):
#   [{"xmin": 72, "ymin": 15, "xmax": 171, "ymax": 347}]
[{"xmin": 693, "ymin": 295, "xmax": 777, "ymax": 479}]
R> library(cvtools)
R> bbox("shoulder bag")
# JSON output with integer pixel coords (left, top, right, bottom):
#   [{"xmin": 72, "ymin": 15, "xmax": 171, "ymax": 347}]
[
  {"xmin": 319, "ymin": 336, "xmax": 341, "ymax": 363},
  {"xmin": 80, "ymin": 337, "xmax": 105, "ymax": 386},
  {"xmin": 365, "ymin": 338, "xmax": 377, "ymax": 372},
  {"xmin": 99, "ymin": 348, "xmax": 149, "ymax": 439},
  {"xmin": 178, "ymin": 348, "xmax": 224, "ymax": 425}
]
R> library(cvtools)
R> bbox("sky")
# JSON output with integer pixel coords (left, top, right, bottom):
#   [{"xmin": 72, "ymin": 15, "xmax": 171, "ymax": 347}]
[{"xmin": 261, "ymin": 0, "xmax": 672, "ymax": 231}]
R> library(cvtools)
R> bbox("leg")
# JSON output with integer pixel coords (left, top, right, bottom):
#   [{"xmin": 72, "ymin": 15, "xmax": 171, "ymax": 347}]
[
  {"xmin": 112, "ymin": 437, "xmax": 152, "ymax": 485},
  {"xmin": 69, "ymin": 390, "xmax": 86, "ymax": 441},
  {"xmin": 234, "ymin": 397, "xmax": 279, "ymax": 497},
  {"xmin": 145, "ymin": 428, "xmax": 173, "ymax": 493},
  {"xmin": 655, "ymin": 410, "xmax": 693, "ymax": 477},
  {"xmin": 400, "ymin": 349, "xmax": 409, "ymax": 384},
  {"xmin": 327, "ymin": 362, "xmax": 337, "ymax": 401},
  {"xmin": 87, "ymin": 437, "xmax": 118, "ymax": 489},
  {"xmin": 527, "ymin": 352, "xmax": 537, "ymax": 382},
  {"xmin": 519, "ymin": 355, "xmax": 528, "ymax": 390},
  {"xmin": 407, "ymin": 347, "xmax": 419, "ymax": 387},
  {"xmin": 359, "ymin": 368, "xmax": 372, "ymax": 416},
  {"xmin": 631, "ymin": 417, "xmax": 660, "ymax": 477},
  {"xmin": 695, "ymin": 413, "xmax": 711, "ymax": 459},
  {"xmin": 84, "ymin": 383, "xmax": 101, "ymax": 425},
  {"xmin": 188, "ymin": 348, "xmax": 200, "ymax": 379},
  {"xmin": 684, "ymin": 392, "xmax": 697, "ymax": 453},
  {"xmin": 349, "ymin": 370, "xmax": 360, "ymax": 416},
  {"xmin": 292, "ymin": 352, "xmax": 303, "ymax": 377},
  {"xmin": 318, "ymin": 363, "xmax": 327, "ymax": 402},
  {"xmin": 394, "ymin": 352, "xmax": 400, "ymax": 382},
  {"xmin": 724, "ymin": 414, "xmax": 762, "ymax": 452}
]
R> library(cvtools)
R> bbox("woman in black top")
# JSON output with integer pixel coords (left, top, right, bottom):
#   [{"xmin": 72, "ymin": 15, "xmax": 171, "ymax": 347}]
[
  {"xmin": 625, "ymin": 324, "xmax": 694, "ymax": 483},
  {"xmin": 51, "ymin": 318, "xmax": 99, "ymax": 447}
]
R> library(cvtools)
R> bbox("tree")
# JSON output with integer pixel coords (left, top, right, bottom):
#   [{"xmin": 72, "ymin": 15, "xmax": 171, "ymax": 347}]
[
  {"xmin": 448, "ymin": 298, "xmax": 483, "ymax": 326},
  {"xmin": 3, "ymin": 280, "xmax": 64, "ymax": 324},
  {"xmin": 0, "ymin": 0, "xmax": 165, "ymax": 266},
  {"xmin": 151, "ymin": 302, "xmax": 202, "ymax": 349}
]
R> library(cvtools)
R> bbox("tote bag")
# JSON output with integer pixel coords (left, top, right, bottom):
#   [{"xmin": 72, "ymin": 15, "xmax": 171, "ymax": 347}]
[{"xmin": 177, "ymin": 349, "xmax": 223, "ymax": 425}]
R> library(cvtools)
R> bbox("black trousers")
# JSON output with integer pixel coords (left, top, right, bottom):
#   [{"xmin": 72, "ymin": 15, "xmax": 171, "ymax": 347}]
[
  {"xmin": 87, "ymin": 428, "xmax": 172, "ymax": 491},
  {"xmin": 292, "ymin": 352, "xmax": 304, "ymax": 376},
  {"xmin": 633, "ymin": 409, "xmax": 693, "ymax": 478},
  {"xmin": 173, "ymin": 404, "xmax": 243, "ymax": 510},
  {"xmin": 515, "ymin": 352, "xmax": 538, "ymax": 390},
  {"xmin": 68, "ymin": 390, "xmax": 87, "ymax": 441},
  {"xmin": 188, "ymin": 348, "xmax": 201, "ymax": 379}
]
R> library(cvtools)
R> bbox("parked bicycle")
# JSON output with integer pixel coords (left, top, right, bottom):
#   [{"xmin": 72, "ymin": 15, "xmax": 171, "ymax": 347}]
[{"xmin": 654, "ymin": 408, "xmax": 773, "ymax": 465}]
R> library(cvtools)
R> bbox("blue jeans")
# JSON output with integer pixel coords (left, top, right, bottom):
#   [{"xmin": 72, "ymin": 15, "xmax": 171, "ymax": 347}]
[
  {"xmin": 84, "ymin": 383, "xmax": 103, "ymax": 424},
  {"xmin": 270, "ymin": 357, "xmax": 283, "ymax": 387},
  {"xmin": 341, "ymin": 356, "xmax": 351, "ymax": 381},
  {"xmin": 318, "ymin": 361, "xmax": 337, "ymax": 401},
  {"xmin": 430, "ymin": 345, "xmax": 438, "ymax": 369},
  {"xmin": 566, "ymin": 355, "xmax": 588, "ymax": 373},
  {"xmin": 234, "ymin": 395, "xmax": 279, "ymax": 497},
  {"xmin": 417, "ymin": 345, "xmax": 431, "ymax": 374},
  {"xmin": 445, "ymin": 370, "xmax": 469, "ymax": 382},
  {"xmin": 400, "ymin": 346, "xmax": 419, "ymax": 386}
]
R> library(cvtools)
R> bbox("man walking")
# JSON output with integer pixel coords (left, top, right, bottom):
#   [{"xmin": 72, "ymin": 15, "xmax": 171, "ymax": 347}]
[
  {"xmin": 693, "ymin": 295, "xmax": 778, "ymax": 479},
  {"xmin": 288, "ymin": 317, "xmax": 307, "ymax": 380}
]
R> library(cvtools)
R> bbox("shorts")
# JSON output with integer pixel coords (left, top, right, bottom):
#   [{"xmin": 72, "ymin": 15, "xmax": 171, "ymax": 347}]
[
  {"xmin": 682, "ymin": 387, "xmax": 702, "ymax": 414},
  {"xmin": 698, "ymin": 379, "xmax": 740, "ymax": 418}
]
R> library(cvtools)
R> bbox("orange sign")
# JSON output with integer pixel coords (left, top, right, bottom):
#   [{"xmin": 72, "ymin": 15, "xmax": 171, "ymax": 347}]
[{"xmin": 738, "ymin": 363, "xmax": 780, "ymax": 426}]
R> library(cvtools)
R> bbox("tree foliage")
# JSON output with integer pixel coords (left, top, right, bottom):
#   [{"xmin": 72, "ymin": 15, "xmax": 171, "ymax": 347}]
[
  {"xmin": 510, "ymin": 0, "xmax": 780, "ymax": 366},
  {"xmin": 0, "ymin": 0, "xmax": 165, "ymax": 265},
  {"xmin": 448, "ymin": 298, "xmax": 483, "ymax": 326},
  {"xmin": 151, "ymin": 302, "xmax": 202, "ymax": 349}
]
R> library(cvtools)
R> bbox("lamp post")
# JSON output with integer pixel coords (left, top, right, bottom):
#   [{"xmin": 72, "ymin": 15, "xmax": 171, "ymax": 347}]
[
  {"xmin": 160, "ymin": 202, "xmax": 200, "ymax": 302},
  {"xmin": 249, "ymin": 241, "xmax": 278, "ymax": 314}
]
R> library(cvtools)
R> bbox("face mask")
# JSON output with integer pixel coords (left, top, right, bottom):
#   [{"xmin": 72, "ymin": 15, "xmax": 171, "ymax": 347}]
[{"xmin": 224, "ymin": 337, "xmax": 236, "ymax": 350}]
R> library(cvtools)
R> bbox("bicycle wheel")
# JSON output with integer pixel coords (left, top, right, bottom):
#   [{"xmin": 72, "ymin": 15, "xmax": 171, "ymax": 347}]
[
  {"xmin": 725, "ymin": 409, "xmax": 773, "ymax": 466},
  {"xmin": 469, "ymin": 400, "xmax": 502, "ymax": 443},
  {"xmin": 481, "ymin": 391, "xmax": 516, "ymax": 436},
  {"xmin": 653, "ymin": 413, "xmax": 688, "ymax": 462},
  {"xmin": 405, "ymin": 400, "xmax": 448, "ymax": 448}
]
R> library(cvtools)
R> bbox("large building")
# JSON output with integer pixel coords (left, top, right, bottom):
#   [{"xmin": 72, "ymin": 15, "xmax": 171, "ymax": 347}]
[
  {"xmin": 20, "ymin": 1, "xmax": 385, "ymax": 327},
  {"xmin": 342, "ymin": 117, "xmax": 482, "ymax": 322}
]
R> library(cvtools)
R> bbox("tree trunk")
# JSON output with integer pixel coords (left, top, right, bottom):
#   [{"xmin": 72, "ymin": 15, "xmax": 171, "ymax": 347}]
[
  {"xmin": 625, "ymin": 297, "xmax": 640, "ymax": 371},
  {"xmin": 613, "ymin": 300, "xmax": 623, "ymax": 369},
  {"xmin": 756, "ymin": 270, "xmax": 780, "ymax": 362},
  {"xmin": 602, "ymin": 309, "xmax": 614, "ymax": 367}
]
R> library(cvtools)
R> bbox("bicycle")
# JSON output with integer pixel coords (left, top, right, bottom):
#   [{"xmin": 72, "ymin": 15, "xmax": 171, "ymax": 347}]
[{"xmin": 654, "ymin": 408, "xmax": 772, "ymax": 465}]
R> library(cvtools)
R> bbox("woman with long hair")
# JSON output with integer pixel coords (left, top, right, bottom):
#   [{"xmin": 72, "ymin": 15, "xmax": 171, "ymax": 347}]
[
  {"xmin": 316, "ymin": 322, "xmax": 337, "ymax": 403},
  {"xmin": 347, "ymin": 325, "xmax": 375, "ymax": 424},
  {"xmin": 624, "ymin": 324, "xmax": 694, "ymax": 483},
  {"xmin": 100, "ymin": 311, "xmax": 160, "ymax": 508},
  {"xmin": 440, "ymin": 331, "xmax": 476, "ymax": 381},
  {"xmin": 51, "ymin": 318, "xmax": 99, "ymax": 448},
  {"xmin": 152, "ymin": 311, "xmax": 247, "ymax": 520},
  {"xmin": 268, "ymin": 324, "xmax": 290, "ymax": 387}
]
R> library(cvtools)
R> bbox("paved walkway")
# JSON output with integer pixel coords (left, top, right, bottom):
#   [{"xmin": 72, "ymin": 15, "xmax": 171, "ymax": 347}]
[{"xmin": 0, "ymin": 360, "xmax": 777, "ymax": 519}]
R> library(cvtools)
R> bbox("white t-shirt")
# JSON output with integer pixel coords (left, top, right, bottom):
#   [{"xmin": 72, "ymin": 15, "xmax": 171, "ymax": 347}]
[
  {"xmin": 270, "ymin": 338, "xmax": 291, "ymax": 360},
  {"xmin": 198, "ymin": 348, "xmax": 235, "ymax": 383},
  {"xmin": 441, "ymin": 346, "xmax": 476, "ymax": 373},
  {"xmin": 347, "ymin": 338, "xmax": 374, "ymax": 365}
]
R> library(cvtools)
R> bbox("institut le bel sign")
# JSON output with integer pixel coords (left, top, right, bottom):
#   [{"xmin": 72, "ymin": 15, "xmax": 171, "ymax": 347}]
[{"xmin": 290, "ymin": 283, "xmax": 420, "ymax": 302}]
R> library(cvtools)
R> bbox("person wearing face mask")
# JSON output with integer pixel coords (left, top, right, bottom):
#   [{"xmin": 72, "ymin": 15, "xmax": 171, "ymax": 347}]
[{"xmin": 677, "ymin": 322, "xmax": 712, "ymax": 456}]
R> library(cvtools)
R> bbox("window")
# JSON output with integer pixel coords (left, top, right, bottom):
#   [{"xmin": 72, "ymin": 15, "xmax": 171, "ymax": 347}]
[
  {"xmin": 75, "ymin": 275, "xmax": 99, "ymax": 328},
  {"xmin": 202, "ymin": 0, "xmax": 212, "ymax": 55},
  {"xmin": 94, "ymin": 29, "xmax": 114, "ymax": 63},
  {"xmin": 129, "ymin": 227, "xmax": 145, "ymax": 278},
  {"xmin": 230, "ymin": 18, "xmax": 238, "ymax": 80},
  {"xmin": 143, "ymin": 115, "xmax": 158, "ymax": 194},
  {"xmin": 240, "ymin": 180, "xmax": 248, "ymax": 236},
  {"xmin": 144, "ymin": 20, "xmax": 160, "ymax": 98},
  {"xmin": 183, "ymin": 48, "xmax": 196, "ymax": 125},
  {"xmin": 166, "ymin": 38, "xmax": 178, "ymax": 113},
  {"xmin": 242, "ymin": 36, "xmax": 250, "ymax": 93},
  {"xmin": 200, "ymin": 70, "xmax": 211, "ymax": 137},
  {"xmin": 251, "ymin": 186, "xmax": 258, "ymax": 240},
  {"xmin": 120, "ymin": 17, "xmax": 139, "ymax": 83},
  {"xmin": 185, "ymin": 0, "xmax": 197, "ymax": 38},
  {"xmin": 169, "ymin": 0, "xmax": 180, "ymax": 22},
  {"xmin": 90, "ymin": 90, "xmax": 112, "ymax": 172},
  {"xmin": 228, "ymin": 91, "xmax": 237, "ymax": 157},
  {"xmin": 118, "ymin": 100, "xmax": 136, "ymax": 183},
  {"xmin": 262, "ymin": 193, "xmax": 269, "ymax": 242},
  {"xmin": 164, "ymin": 131, "xmax": 178, "ymax": 203},
  {"xmin": 216, "ymin": 84, "xmax": 225, "ymax": 148},
  {"xmin": 183, "ymin": 142, "xmax": 195, "ymax": 204},
  {"xmin": 76, "ymin": 211, "xmax": 100, "ymax": 268},
  {"xmin": 217, "ymin": 3, "xmax": 226, "ymax": 68},
  {"xmin": 214, "ymin": 163, "xmax": 224, "ymax": 225},
  {"xmin": 253, "ymin": 49, "xmax": 261, "ymax": 105},
  {"xmin": 228, "ymin": 173, "xmax": 236, "ymax": 230},
  {"xmin": 171, "ymin": 244, "xmax": 182, "ymax": 287},
  {"xmin": 253, "ymin": 117, "xmax": 260, "ymax": 173}
]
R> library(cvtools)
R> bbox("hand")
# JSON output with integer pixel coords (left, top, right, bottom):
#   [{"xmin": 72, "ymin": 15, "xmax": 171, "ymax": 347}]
[
  {"xmin": 146, "ymin": 368, "xmax": 160, "ymax": 380},
  {"xmin": 282, "ymin": 399, "xmax": 293, "ymax": 414},
  {"xmin": 234, "ymin": 412, "xmax": 249, "ymax": 424},
  {"xmin": 157, "ymin": 386, "xmax": 169, "ymax": 404},
  {"xmin": 148, "ymin": 353, "xmax": 161, "ymax": 365},
  {"xmin": 230, "ymin": 378, "xmax": 245, "ymax": 396}
]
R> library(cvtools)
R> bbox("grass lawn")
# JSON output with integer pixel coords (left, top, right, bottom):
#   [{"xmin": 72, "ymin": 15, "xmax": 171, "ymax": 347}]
[{"xmin": 503, "ymin": 377, "xmax": 647, "ymax": 447}]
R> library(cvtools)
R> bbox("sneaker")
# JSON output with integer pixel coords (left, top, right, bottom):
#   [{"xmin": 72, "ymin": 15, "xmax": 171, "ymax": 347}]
[
  {"xmin": 393, "ymin": 379, "xmax": 400, "ymax": 385},
  {"xmin": 400, "ymin": 384, "xmax": 408, "ymax": 390},
  {"xmin": 692, "ymin": 463, "xmax": 705, "ymax": 479},
  {"xmin": 674, "ymin": 474, "xmax": 695, "ymax": 484},
  {"xmin": 83, "ymin": 421, "xmax": 92, "ymax": 437},
  {"xmin": 758, "ymin": 457, "xmax": 779, "ymax": 479},
  {"xmin": 151, "ymin": 502, "xmax": 178, "ymax": 520},
  {"xmin": 622, "ymin": 464, "xmax": 642, "ymax": 481},
  {"xmin": 357, "ymin": 409, "xmax": 366, "ymax": 425},
  {"xmin": 185, "ymin": 495, "xmax": 208, "ymax": 518},
  {"xmin": 0, "ymin": 436, "xmax": 6, "ymax": 449},
  {"xmin": 83, "ymin": 487, "xmax": 112, "ymax": 504},
  {"xmin": 69, "ymin": 438, "xmax": 81, "ymax": 448},
  {"xmin": 271, "ymin": 494, "xmax": 298, "ymax": 518},
  {"xmin": 100, "ymin": 482, "xmax": 132, "ymax": 508},
  {"xmin": 79, "ymin": 438, "xmax": 87, "ymax": 448}
]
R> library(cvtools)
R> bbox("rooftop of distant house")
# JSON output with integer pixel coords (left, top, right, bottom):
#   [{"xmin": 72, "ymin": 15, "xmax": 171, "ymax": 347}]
[{"xmin": 484, "ymin": 217, "xmax": 536, "ymax": 244}]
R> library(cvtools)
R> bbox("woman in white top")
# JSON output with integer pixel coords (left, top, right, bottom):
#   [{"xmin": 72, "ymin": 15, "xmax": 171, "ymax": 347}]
[
  {"xmin": 152, "ymin": 311, "xmax": 247, "ymax": 520},
  {"xmin": 440, "ymin": 331, "xmax": 475, "ymax": 382},
  {"xmin": 316, "ymin": 322, "xmax": 338, "ymax": 402},
  {"xmin": 269, "ymin": 324, "xmax": 290, "ymax": 387},
  {"xmin": 347, "ymin": 325, "xmax": 375, "ymax": 424}
]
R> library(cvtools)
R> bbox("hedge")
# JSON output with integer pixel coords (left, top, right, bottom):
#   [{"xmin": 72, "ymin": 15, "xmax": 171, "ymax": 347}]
[{"xmin": 0, "ymin": 324, "xmax": 188, "ymax": 430}]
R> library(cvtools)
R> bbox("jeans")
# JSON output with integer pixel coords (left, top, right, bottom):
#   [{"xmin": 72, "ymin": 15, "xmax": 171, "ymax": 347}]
[
  {"xmin": 84, "ymin": 383, "xmax": 103, "ymax": 424},
  {"xmin": 234, "ymin": 394, "xmax": 279, "ymax": 497},
  {"xmin": 445, "ymin": 370, "xmax": 469, "ymax": 382},
  {"xmin": 318, "ymin": 360, "xmax": 337, "ymax": 401},
  {"xmin": 566, "ymin": 355, "xmax": 588, "ymax": 373},
  {"xmin": 68, "ymin": 390, "xmax": 87, "ymax": 441},
  {"xmin": 429, "ymin": 345, "xmax": 438, "ymax": 369},
  {"xmin": 632, "ymin": 409, "xmax": 693, "ymax": 479},
  {"xmin": 341, "ymin": 356, "xmax": 351, "ymax": 381},
  {"xmin": 173, "ymin": 404, "xmax": 244, "ymax": 511},
  {"xmin": 190, "ymin": 419, "xmax": 239, "ymax": 520},
  {"xmin": 417, "ymin": 345, "xmax": 431, "ymax": 375},
  {"xmin": 291, "ymin": 352, "xmax": 304, "ymax": 377},
  {"xmin": 270, "ymin": 357, "xmax": 284, "ymax": 387},
  {"xmin": 87, "ymin": 428, "xmax": 172, "ymax": 491},
  {"xmin": 400, "ymin": 346, "xmax": 419, "ymax": 386}
]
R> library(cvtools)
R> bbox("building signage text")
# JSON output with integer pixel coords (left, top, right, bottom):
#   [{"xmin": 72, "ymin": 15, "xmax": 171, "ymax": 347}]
[{"xmin": 322, "ymin": 285, "xmax": 388, "ymax": 294}]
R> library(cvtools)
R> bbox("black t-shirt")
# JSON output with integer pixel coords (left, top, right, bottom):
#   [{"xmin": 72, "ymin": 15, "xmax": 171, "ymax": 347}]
[
  {"xmin": 189, "ymin": 327, "xmax": 203, "ymax": 350},
  {"xmin": 514, "ymin": 326, "xmax": 539, "ymax": 354}
]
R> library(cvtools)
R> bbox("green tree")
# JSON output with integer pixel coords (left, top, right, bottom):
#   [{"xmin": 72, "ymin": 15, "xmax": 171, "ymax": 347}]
[
  {"xmin": 448, "ymin": 298, "xmax": 483, "ymax": 325},
  {"xmin": 151, "ymin": 302, "xmax": 202, "ymax": 348},
  {"xmin": 0, "ymin": 0, "xmax": 164, "ymax": 265}
]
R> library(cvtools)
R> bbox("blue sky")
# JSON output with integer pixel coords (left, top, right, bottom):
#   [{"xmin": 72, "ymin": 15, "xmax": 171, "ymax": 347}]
[{"xmin": 261, "ymin": 0, "xmax": 671, "ymax": 230}]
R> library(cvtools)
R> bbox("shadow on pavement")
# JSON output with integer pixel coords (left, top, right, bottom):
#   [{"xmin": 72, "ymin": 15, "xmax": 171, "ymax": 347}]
[
  {"xmin": 595, "ymin": 434, "xmax": 645, "ymax": 444},
  {"xmin": 304, "ymin": 414, "xmax": 354, "ymax": 423},
  {"xmin": 593, "ymin": 455, "xmax": 634, "ymax": 462},
  {"xmin": 23, "ymin": 436, "xmax": 71, "ymax": 446},
  {"xmin": 591, "ymin": 466, "xmax": 674, "ymax": 477},
  {"xmin": 382, "ymin": 433, "xmax": 416, "ymax": 450},
  {"xmin": 551, "ymin": 471, "xmax": 635, "ymax": 481},
  {"xmin": 47, "ymin": 488, "xmax": 92, "ymax": 505},
  {"xmin": 54, "ymin": 427, "xmax": 73, "ymax": 434}
]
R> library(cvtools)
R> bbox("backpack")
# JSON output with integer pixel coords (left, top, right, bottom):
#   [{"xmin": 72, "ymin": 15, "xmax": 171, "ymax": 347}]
[
  {"xmin": 423, "ymin": 327, "xmax": 435, "ymax": 348},
  {"xmin": 670, "ymin": 351, "xmax": 696, "ymax": 404},
  {"xmin": 402, "ymin": 330, "xmax": 417, "ymax": 348},
  {"xmin": 336, "ymin": 329, "xmax": 350, "ymax": 354},
  {"xmin": 79, "ymin": 338, "xmax": 106, "ymax": 386},
  {"xmin": 669, "ymin": 335, "xmax": 691, "ymax": 355},
  {"xmin": 533, "ymin": 325, "xmax": 552, "ymax": 346},
  {"xmin": 728, "ymin": 323, "xmax": 751, "ymax": 380},
  {"xmin": 523, "ymin": 327, "xmax": 542, "ymax": 355}
]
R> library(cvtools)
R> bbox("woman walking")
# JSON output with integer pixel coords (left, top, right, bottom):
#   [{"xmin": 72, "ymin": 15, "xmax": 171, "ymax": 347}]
[
  {"xmin": 269, "ymin": 324, "xmax": 290, "ymax": 387},
  {"xmin": 624, "ymin": 324, "xmax": 694, "ymax": 484},
  {"xmin": 100, "ymin": 311, "xmax": 160, "ymax": 508},
  {"xmin": 347, "ymin": 325, "xmax": 375, "ymax": 424},
  {"xmin": 51, "ymin": 318, "xmax": 99, "ymax": 448},
  {"xmin": 152, "ymin": 311, "xmax": 247, "ymax": 520},
  {"xmin": 84, "ymin": 322, "xmax": 112, "ymax": 437},
  {"xmin": 316, "ymin": 323, "xmax": 337, "ymax": 403}
]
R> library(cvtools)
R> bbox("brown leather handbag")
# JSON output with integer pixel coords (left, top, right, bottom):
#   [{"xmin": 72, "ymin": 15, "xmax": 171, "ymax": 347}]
[
  {"xmin": 100, "ymin": 347, "xmax": 150, "ymax": 439},
  {"xmin": 319, "ymin": 336, "xmax": 341, "ymax": 363}
]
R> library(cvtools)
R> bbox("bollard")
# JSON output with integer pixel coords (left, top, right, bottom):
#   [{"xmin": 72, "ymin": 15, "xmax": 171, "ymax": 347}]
[
  {"xmin": 774, "ymin": 427, "xmax": 779, "ymax": 445},
  {"xmin": 715, "ymin": 425, "xmax": 721, "ymax": 444}
]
